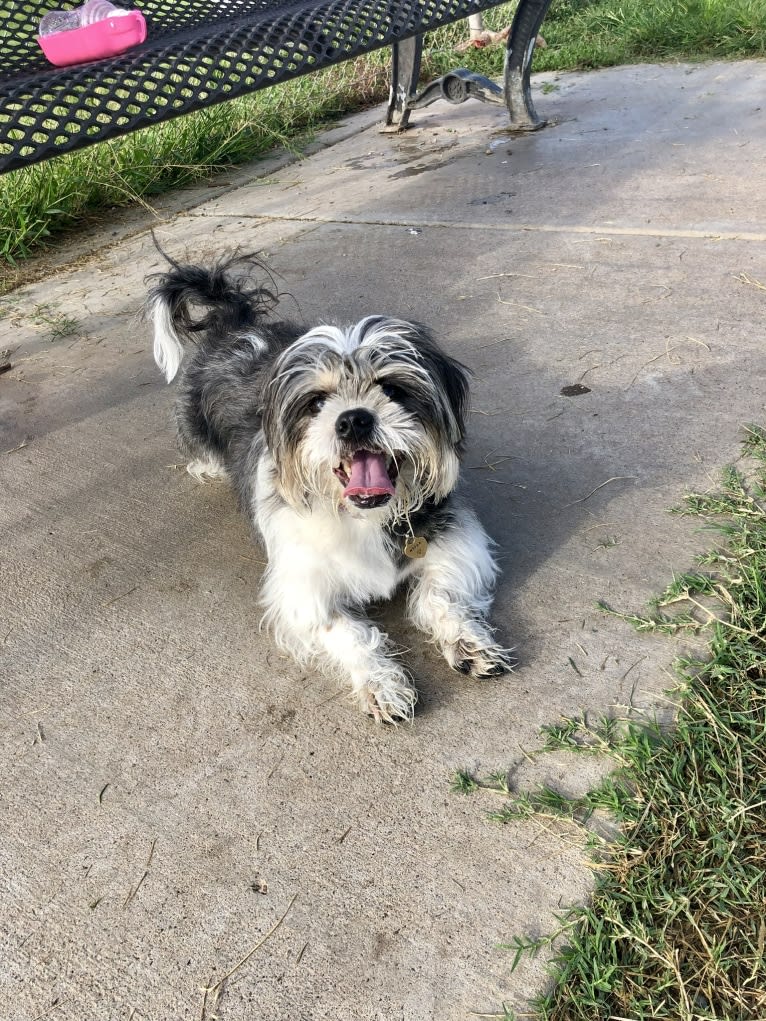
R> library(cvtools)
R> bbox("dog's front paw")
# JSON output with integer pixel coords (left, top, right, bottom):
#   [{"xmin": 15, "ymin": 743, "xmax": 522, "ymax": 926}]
[
  {"xmin": 358, "ymin": 670, "xmax": 418, "ymax": 724},
  {"xmin": 444, "ymin": 636, "xmax": 515, "ymax": 679}
]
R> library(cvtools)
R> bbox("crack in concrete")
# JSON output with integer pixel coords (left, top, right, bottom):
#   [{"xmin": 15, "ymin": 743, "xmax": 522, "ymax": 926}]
[{"xmin": 187, "ymin": 211, "xmax": 766, "ymax": 242}]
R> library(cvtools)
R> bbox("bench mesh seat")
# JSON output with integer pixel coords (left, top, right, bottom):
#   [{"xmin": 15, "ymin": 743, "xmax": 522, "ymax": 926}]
[{"xmin": 1, "ymin": 0, "xmax": 551, "ymax": 173}]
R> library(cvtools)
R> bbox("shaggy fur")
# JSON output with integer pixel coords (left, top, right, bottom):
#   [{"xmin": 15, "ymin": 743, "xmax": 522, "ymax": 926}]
[{"xmin": 148, "ymin": 254, "xmax": 512, "ymax": 721}]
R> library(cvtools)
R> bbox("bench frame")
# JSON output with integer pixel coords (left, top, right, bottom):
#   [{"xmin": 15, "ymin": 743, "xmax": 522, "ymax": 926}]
[
  {"xmin": 1, "ymin": 0, "xmax": 552, "ymax": 175},
  {"xmin": 387, "ymin": 0, "xmax": 550, "ymax": 131}
]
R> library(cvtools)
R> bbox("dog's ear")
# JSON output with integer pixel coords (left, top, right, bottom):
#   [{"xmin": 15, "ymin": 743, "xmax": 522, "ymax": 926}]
[
  {"xmin": 436, "ymin": 348, "xmax": 470, "ymax": 444},
  {"xmin": 410, "ymin": 328, "xmax": 471, "ymax": 445}
]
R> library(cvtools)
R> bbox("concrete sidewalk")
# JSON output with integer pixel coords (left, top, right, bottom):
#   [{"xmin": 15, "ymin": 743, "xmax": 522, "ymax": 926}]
[{"xmin": 1, "ymin": 59, "xmax": 765, "ymax": 1021}]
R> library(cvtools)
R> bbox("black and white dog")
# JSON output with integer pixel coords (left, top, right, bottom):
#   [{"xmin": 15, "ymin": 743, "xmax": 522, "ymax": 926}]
[{"xmin": 148, "ymin": 254, "xmax": 512, "ymax": 722}]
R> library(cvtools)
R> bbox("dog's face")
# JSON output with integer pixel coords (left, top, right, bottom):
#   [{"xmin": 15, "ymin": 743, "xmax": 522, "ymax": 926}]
[{"xmin": 261, "ymin": 317, "xmax": 470, "ymax": 516}]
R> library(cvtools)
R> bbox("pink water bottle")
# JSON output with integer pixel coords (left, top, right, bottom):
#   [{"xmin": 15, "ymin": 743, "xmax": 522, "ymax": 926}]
[{"xmin": 38, "ymin": 1, "xmax": 147, "ymax": 66}]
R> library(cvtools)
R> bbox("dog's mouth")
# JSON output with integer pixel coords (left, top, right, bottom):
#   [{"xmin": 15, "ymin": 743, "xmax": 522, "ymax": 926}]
[{"xmin": 333, "ymin": 450, "xmax": 400, "ymax": 509}]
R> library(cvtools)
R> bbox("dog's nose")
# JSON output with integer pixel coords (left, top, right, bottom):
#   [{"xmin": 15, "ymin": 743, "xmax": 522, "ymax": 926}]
[{"xmin": 335, "ymin": 408, "xmax": 375, "ymax": 442}]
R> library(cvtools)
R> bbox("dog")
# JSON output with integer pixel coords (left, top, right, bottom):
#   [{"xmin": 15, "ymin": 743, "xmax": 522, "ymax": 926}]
[{"xmin": 147, "ymin": 253, "xmax": 512, "ymax": 722}]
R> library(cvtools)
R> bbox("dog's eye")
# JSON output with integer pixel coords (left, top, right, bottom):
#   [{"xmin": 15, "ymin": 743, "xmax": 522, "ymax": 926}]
[
  {"xmin": 379, "ymin": 382, "xmax": 405, "ymax": 402},
  {"xmin": 307, "ymin": 394, "xmax": 327, "ymax": 415}
]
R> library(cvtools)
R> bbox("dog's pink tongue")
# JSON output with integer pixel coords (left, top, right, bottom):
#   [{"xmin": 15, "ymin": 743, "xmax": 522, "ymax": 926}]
[{"xmin": 343, "ymin": 451, "xmax": 396, "ymax": 497}]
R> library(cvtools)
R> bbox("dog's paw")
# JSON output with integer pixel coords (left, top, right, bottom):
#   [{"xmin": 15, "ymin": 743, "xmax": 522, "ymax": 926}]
[
  {"xmin": 358, "ymin": 672, "xmax": 418, "ymax": 724},
  {"xmin": 186, "ymin": 457, "xmax": 228, "ymax": 483},
  {"xmin": 444, "ymin": 638, "xmax": 515, "ymax": 679}
]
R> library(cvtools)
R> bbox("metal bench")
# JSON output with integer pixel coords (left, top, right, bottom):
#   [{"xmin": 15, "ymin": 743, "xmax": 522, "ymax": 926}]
[{"xmin": 1, "ymin": 0, "xmax": 552, "ymax": 175}]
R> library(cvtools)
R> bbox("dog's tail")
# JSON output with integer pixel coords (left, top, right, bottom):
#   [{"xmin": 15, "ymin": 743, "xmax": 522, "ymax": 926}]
[{"xmin": 146, "ymin": 252, "xmax": 279, "ymax": 382}]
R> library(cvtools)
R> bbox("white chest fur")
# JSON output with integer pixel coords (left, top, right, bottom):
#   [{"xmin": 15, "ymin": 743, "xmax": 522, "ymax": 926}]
[
  {"xmin": 254, "ymin": 467, "xmax": 403, "ymax": 609},
  {"xmin": 281, "ymin": 505, "xmax": 398, "ymax": 597}
]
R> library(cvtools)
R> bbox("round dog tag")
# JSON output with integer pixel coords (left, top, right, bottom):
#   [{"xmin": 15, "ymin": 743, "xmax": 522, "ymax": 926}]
[{"xmin": 404, "ymin": 535, "xmax": 428, "ymax": 559}]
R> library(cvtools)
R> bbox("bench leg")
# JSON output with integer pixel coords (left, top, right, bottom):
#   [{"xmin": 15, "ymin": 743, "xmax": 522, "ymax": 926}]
[
  {"xmin": 504, "ymin": 0, "xmax": 554, "ymax": 130},
  {"xmin": 386, "ymin": 35, "xmax": 423, "ymax": 129}
]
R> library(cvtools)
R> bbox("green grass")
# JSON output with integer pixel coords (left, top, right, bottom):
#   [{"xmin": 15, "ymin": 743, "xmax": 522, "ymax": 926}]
[
  {"xmin": 456, "ymin": 427, "xmax": 766, "ymax": 1019},
  {"xmin": 432, "ymin": 0, "xmax": 766, "ymax": 79},
  {"xmin": 29, "ymin": 301, "xmax": 81, "ymax": 339},
  {"xmin": 2, "ymin": 0, "xmax": 766, "ymax": 271}
]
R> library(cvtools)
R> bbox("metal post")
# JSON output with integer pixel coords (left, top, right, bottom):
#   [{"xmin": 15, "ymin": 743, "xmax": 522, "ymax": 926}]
[
  {"xmin": 504, "ymin": 0, "xmax": 554, "ymax": 130},
  {"xmin": 385, "ymin": 34, "xmax": 424, "ymax": 129}
]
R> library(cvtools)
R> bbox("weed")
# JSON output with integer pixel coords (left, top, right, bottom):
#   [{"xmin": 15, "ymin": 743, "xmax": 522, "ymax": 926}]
[
  {"xmin": 452, "ymin": 769, "xmax": 480, "ymax": 795},
  {"xmin": 30, "ymin": 303, "xmax": 80, "ymax": 340},
  {"xmin": 540, "ymin": 712, "xmax": 627, "ymax": 756},
  {"xmin": 451, "ymin": 768, "xmax": 513, "ymax": 796},
  {"xmin": 592, "ymin": 534, "xmax": 620, "ymax": 551}
]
